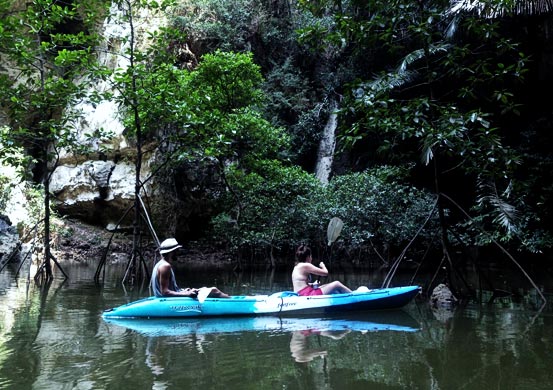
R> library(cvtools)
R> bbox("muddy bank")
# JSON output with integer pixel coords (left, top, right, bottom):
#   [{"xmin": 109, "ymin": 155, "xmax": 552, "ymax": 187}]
[{"xmin": 52, "ymin": 219, "xmax": 235, "ymax": 270}]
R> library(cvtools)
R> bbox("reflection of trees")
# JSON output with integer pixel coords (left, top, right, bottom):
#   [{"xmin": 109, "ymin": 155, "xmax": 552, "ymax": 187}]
[
  {"xmin": 410, "ymin": 305, "xmax": 553, "ymax": 388},
  {"xmin": 0, "ymin": 265, "xmax": 146, "ymax": 388},
  {"xmin": 0, "ymin": 275, "xmax": 48, "ymax": 389},
  {"xmin": 3, "ymin": 263, "xmax": 553, "ymax": 389}
]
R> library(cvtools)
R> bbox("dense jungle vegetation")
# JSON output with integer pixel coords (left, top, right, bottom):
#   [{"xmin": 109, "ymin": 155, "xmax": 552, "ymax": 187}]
[{"xmin": 1, "ymin": 1, "xmax": 552, "ymax": 288}]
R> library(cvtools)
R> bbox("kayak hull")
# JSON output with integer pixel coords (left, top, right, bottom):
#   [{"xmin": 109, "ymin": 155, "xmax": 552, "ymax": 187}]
[{"xmin": 102, "ymin": 286, "xmax": 421, "ymax": 319}]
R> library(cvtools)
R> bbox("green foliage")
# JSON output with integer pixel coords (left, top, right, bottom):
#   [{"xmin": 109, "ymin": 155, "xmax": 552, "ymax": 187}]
[
  {"xmin": 0, "ymin": 0, "xmax": 548, "ymax": 265},
  {"xmin": 110, "ymin": 10, "xmax": 186, "ymax": 139},
  {"xmin": 324, "ymin": 168, "xmax": 438, "ymax": 248},
  {"xmin": 124, "ymin": 47, "xmax": 281, "ymax": 168},
  {"xmin": 173, "ymin": 0, "xmax": 301, "ymax": 61},
  {"xmin": 0, "ymin": 174, "xmax": 11, "ymax": 212},
  {"xmin": 211, "ymin": 161, "xmax": 321, "ymax": 251},
  {"xmin": 21, "ymin": 183, "xmax": 46, "ymax": 227},
  {"xmin": 264, "ymin": 59, "xmax": 312, "ymax": 123},
  {"xmin": 0, "ymin": 129, "xmax": 36, "ymax": 180},
  {"xmin": 449, "ymin": 0, "xmax": 553, "ymax": 17},
  {"xmin": 187, "ymin": 50, "xmax": 264, "ymax": 112},
  {"xmin": 0, "ymin": 0, "xmax": 105, "ymax": 179},
  {"xmin": 174, "ymin": 51, "xmax": 290, "ymax": 169},
  {"xmin": 263, "ymin": 58, "xmax": 319, "ymax": 160},
  {"xmin": 119, "ymin": 60, "xmax": 190, "ymax": 139},
  {"xmin": 121, "ymin": 35, "xmax": 294, "ymax": 240},
  {"xmin": 173, "ymin": 0, "xmax": 257, "ymax": 53},
  {"xmin": 0, "ymin": 0, "xmax": 106, "ymax": 273},
  {"xmin": 171, "ymin": 0, "xmax": 323, "ymax": 167},
  {"xmin": 300, "ymin": 0, "xmax": 550, "ymax": 252},
  {"xmin": 179, "ymin": 51, "xmax": 293, "ymax": 234},
  {"xmin": 211, "ymin": 165, "xmax": 438, "ymax": 260}
]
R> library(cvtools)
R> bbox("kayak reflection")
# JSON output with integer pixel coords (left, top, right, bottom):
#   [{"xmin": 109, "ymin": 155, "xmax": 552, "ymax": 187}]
[{"xmin": 103, "ymin": 311, "xmax": 420, "ymax": 337}]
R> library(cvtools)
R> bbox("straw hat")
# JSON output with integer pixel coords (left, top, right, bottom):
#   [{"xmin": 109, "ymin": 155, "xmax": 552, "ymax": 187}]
[{"xmin": 159, "ymin": 238, "xmax": 182, "ymax": 254}]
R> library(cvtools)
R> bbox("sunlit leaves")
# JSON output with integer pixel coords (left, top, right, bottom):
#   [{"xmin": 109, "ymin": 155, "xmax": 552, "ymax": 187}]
[{"xmin": 187, "ymin": 50, "xmax": 264, "ymax": 112}]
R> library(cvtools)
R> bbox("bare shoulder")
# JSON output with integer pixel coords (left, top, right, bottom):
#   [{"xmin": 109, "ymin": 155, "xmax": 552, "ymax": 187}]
[
  {"xmin": 294, "ymin": 263, "xmax": 309, "ymax": 272},
  {"xmin": 295, "ymin": 263, "xmax": 318, "ymax": 274},
  {"xmin": 157, "ymin": 261, "xmax": 171, "ymax": 273}
]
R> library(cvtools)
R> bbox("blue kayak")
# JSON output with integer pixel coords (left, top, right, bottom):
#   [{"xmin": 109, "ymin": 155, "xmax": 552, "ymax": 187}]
[
  {"xmin": 103, "ymin": 312, "xmax": 420, "ymax": 336},
  {"xmin": 102, "ymin": 285, "xmax": 420, "ymax": 319}
]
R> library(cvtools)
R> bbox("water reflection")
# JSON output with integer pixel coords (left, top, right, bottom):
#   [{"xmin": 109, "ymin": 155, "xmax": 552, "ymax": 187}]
[
  {"xmin": 2, "ymin": 263, "xmax": 553, "ymax": 389},
  {"xmin": 103, "ymin": 312, "xmax": 421, "ymax": 338},
  {"xmin": 145, "ymin": 338, "xmax": 169, "ymax": 390},
  {"xmin": 289, "ymin": 329, "xmax": 349, "ymax": 363},
  {"xmin": 104, "ymin": 311, "xmax": 422, "ymax": 375}
]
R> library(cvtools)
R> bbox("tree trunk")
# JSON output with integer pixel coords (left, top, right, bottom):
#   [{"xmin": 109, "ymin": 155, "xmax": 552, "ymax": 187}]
[
  {"xmin": 43, "ymin": 178, "xmax": 53, "ymax": 279},
  {"xmin": 128, "ymin": 0, "xmax": 144, "ymax": 285},
  {"xmin": 433, "ymin": 157, "xmax": 454, "ymax": 289}
]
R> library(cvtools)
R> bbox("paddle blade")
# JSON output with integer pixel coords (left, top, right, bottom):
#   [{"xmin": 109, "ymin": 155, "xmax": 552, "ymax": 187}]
[
  {"xmin": 197, "ymin": 287, "xmax": 214, "ymax": 303},
  {"xmin": 327, "ymin": 217, "xmax": 344, "ymax": 246}
]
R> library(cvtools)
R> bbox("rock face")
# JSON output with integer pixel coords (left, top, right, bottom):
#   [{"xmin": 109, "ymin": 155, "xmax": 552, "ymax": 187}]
[
  {"xmin": 45, "ymin": 5, "xmax": 172, "ymax": 232},
  {"xmin": 430, "ymin": 283, "xmax": 458, "ymax": 308},
  {"xmin": 0, "ymin": 215, "xmax": 19, "ymax": 268},
  {"xmin": 2, "ymin": 3, "xmax": 209, "ymax": 240},
  {"xmin": 50, "ymin": 160, "xmax": 145, "ymax": 226}
]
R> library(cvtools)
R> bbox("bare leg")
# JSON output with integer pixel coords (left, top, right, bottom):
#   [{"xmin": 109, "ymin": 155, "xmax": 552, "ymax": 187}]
[
  {"xmin": 320, "ymin": 281, "xmax": 352, "ymax": 295},
  {"xmin": 208, "ymin": 287, "xmax": 230, "ymax": 298}
]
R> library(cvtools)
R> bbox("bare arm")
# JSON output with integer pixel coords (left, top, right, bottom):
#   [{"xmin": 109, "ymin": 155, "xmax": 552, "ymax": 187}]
[
  {"xmin": 158, "ymin": 263, "xmax": 197, "ymax": 297},
  {"xmin": 304, "ymin": 262, "xmax": 329, "ymax": 277}
]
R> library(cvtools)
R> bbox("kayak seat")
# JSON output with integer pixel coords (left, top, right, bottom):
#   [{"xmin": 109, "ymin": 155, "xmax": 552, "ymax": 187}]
[{"xmin": 269, "ymin": 291, "xmax": 299, "ymax": 298}]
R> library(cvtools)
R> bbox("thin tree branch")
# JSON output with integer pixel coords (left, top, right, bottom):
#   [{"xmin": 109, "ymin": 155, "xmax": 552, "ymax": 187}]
[{"xmin": 441, "ymin": 192, "xmax": 546, "ymax": 310}]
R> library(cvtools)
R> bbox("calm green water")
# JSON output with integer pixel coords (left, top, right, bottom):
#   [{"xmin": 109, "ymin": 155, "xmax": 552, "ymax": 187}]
[{"xmin": 1, "ymin": 262, "xmax": 552, "ymax": 390}]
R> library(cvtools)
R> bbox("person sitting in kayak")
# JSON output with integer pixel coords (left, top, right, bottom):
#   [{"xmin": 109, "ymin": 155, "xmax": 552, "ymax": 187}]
[
  {"xmin": 292, "ymin": 244, "xmax": 352, "ymax": 296},
  {"xmin": 151, "ymin": 238, "xmax": 230, "ymax": 298}
]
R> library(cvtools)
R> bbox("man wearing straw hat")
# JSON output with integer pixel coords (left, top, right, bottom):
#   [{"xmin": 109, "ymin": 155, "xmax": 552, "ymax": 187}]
[{"xmin": 151, "ymin": 238, "xmax": 230, "ymax": 298}]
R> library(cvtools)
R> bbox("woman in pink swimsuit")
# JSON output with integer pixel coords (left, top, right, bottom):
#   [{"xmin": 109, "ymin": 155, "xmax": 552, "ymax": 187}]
[{"xmin": 291, "ymin": 244, "xmax": 352, "ymax": 296}]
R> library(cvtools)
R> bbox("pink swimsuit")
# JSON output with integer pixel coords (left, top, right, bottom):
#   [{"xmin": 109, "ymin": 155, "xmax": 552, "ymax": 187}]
[{"xmin": 297, "ymin": 285, "xmax": 323, "ymax": 296}]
